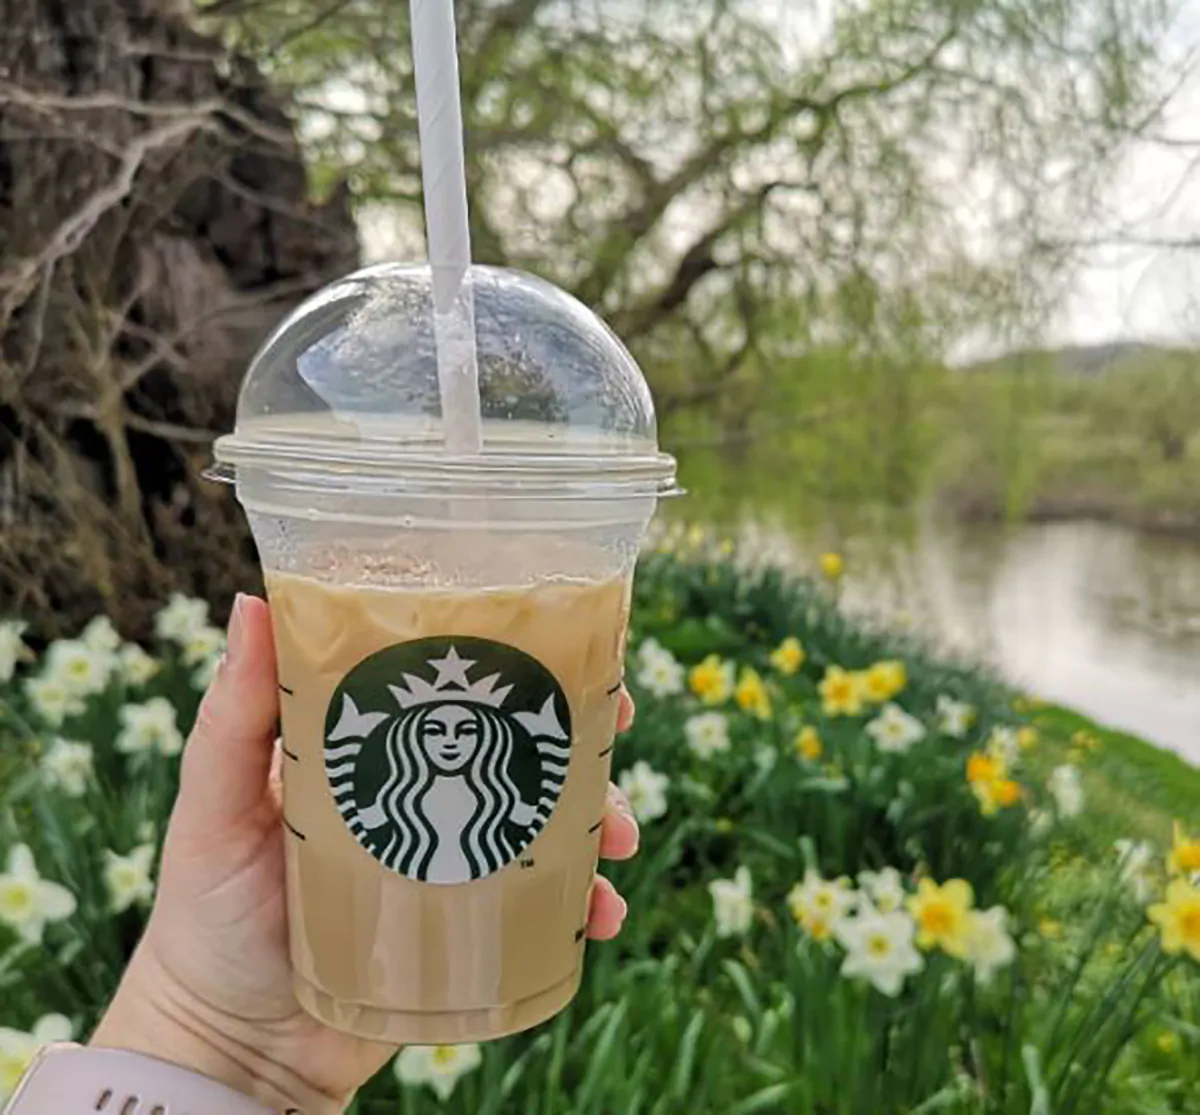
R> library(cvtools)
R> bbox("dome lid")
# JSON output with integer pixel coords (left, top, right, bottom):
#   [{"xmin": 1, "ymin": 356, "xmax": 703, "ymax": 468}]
[{"xmin": 212, "ymin": 264, "xmax": 677, "ymax": 500}]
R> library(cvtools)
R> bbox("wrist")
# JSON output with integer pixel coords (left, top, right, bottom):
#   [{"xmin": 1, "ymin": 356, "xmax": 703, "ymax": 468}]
[{"xmin": 90, "ymin": 949, "xmax": 345, "ymax": 1115}]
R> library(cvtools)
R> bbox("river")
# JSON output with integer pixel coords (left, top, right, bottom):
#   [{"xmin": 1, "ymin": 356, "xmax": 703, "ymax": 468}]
[{"xmin": 742, "ymin": 515, "xmax": 1199, "ymax": 765}]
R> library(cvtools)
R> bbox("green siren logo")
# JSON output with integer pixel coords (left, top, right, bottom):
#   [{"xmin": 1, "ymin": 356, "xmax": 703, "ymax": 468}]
[{"xmin": 324, "ymin": 637, "xmax": 572, "ymax": 884}]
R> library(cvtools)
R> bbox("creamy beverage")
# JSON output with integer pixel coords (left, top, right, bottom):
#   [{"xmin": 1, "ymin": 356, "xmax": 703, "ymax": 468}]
[{"xmin": 265, "ymin": 551, "xmax": 632, "ymax": 1044}]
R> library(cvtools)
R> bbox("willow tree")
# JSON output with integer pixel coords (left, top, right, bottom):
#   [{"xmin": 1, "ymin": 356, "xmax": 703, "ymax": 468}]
[{"xmin": 216, "ymin": 0, "xmax": 1177, "ymax": 527}]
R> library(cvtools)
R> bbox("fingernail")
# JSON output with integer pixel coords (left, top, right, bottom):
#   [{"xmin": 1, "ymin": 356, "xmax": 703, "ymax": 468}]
[
  {"xmin": 227, "ymin": 594, "xmax": 246, "ymax": 664},
  {"xmin": 616, "ymin": 892, "xmax": 628, "ymax": 922}
]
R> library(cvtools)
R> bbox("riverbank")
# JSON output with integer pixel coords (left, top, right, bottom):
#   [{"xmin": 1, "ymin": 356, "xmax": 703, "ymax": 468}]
[{"xmin": 944, "ymin": 490, "xmax": 1200, "ymax": 541}]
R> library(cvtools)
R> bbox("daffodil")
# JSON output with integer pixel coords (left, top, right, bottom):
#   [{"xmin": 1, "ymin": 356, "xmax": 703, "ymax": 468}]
[
  {"xmin": 42, "ymin": 639, "xmax": 114, "ymax": 698},
  {"xmin": 788, "ymin": 869, "xmax": 854, "ymax": 941},
  {"xmin": 987, "ymin": 727, "xmax": 1021, "ymax": 767},
  {"xmin": 80, "ymin": 616, "xmax": 121, "ymax": 653},
  {"xmin": 866, "ymin": 704, "xmax": 926, "ymax": 753},
  {"xmin": 1048, "ymin": 765, "xmax": 1085, "ymax": 818},
  {"xmin": 1148, "ymin": 879, "xmax": 1200, "ymax": 962},
  {"xmin": 1114, "ymin": 839, "xmax": 1155, "ymax": 902},
  {"xmin": 104, "ymin": 845, "xmax": 157, "ymax": 913},
  {"xmin": 935, "ymin": 695, "xmax": 975, "ymax": 738},
  {"xmin": 0, "ymin": 845, "xmax": 76, "ymax": 944},
  {"xmin": 117, "ymin": 644, "xmax": 160, "ymax": 687},
  {"xmin": 1017, "ymin": 726, "xmax": 1038, "ymax": 751},
  {"xmin": 181, "ymin": 625, "xmax": 225, "ymax": 667},
  {"xmin": 1038, "ymin": 918, "xmax": 1064, "ymax": 941},
  {"xmin": 734, "ymin": 668, "xmax": 771, "ymax": 720},
  {"xmin": 967, "ymin": 752, "xmax": 1003, "ymax": 785},
  {"xmin": 617, "ymin": 761, "xmax": 669, "ymax": 823},
  {"xmin": 0, "ymin": 621, "xmax": 31, "ymax": 683},
  {"xmin": 819, "ymin": 665, "xmax": 865, "ymax": 717},
  {"xmin": 116, "ymin": 697, "xmax": 184, "ymax": 757},
  {"xmin": 908, "ymin": 878, "xmax": 975, "ymax": 957},
  {"xmin": 835, "ymin": 908, "xmax": 923, "ymax": 996},
  {"xmin": 154, "ymin": 593, "xmax": 211, "ymax": 645},
  {"xmin": 191, "ymin": 654, "xmax": 223, "ymax": 691},
  {"xmin": 0, "ymin": 1015, "xmax": 73, "ymax": 1101},
  {"xmin": 819, "ymin": 552, "xmax": 845, "ymax": 580},
  {"xmin": 41, "ymin": 738, "xmax": 93, "ymax": 798},
  {"xmin": 394, "ymin": 1044, "xmax": 483, "ymax": 1101},
  {"xmin": 769, "ymin": 637, "xmax": 805, "ymax": 676},
  {"xmin": 635, "ymin": 639, "xmax": 685, "ymax": 698},
  {"xmin": 685, "ymin": 712, "xmax": 731, "ymax": 759},
  {"xmin": 1167, "ymin": 822, "xmax": 1200, "ymax": 879},
  {"xmin": 973, "ymin": 777, "xmax": 1022, "ymax": 815},
  {"xmin": 794, "ymin": 726, "xmax": 823, "ymax": 762},
  {"xmin": 862, "ymin": 660, "xmax": 907, "ymax": 703},
  {"xmin": 22, "ymin": 676, "xmax": 83, "ymax": 728},
  {"xmin": 858, "ymin": 867, "xmax": 907, "ymax": 914},
  {"xmin": 964, "ymin": 907, "xmax": 1017, "ymax": 983},
  {"xmin": 688, "ymin": 655, "xmax": 734, "ymax": 705},
  {"xmin": 709, "ymin": 866, "xmax": 754, "ymax": 938}
]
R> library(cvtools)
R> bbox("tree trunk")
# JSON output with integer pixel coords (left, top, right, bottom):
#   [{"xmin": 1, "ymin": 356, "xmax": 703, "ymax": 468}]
[{"xmin": 0, "ymin": 0, "xmax": 359, "ymax": 637}]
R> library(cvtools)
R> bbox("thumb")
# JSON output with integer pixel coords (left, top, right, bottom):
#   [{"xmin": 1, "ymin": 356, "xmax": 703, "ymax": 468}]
[{"xmin": 174, "ymin": 594, "xmax": 280, "ymax": 832}]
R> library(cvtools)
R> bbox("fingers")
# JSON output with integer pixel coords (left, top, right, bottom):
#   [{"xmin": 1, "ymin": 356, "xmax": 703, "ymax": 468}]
[
  {"xmin": 174, "ymin": 595, "xmax": 280, "ymax": 833},
  {"xmin": 599, "ymin": 783, "xmax": 639, "ymax": 861},
  {"xmin": 616, "ymin": 686, "xmax": 635, "ymax": 733},
  {"xmin": 586, "ymin": 875, "xmax": 627, "ymax": 941}
]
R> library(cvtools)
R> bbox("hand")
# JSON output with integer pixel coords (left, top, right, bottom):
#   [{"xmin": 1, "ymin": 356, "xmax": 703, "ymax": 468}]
[{"xmin": 91, "ymin": 594, "xmax": 640, "ymax": 1112}]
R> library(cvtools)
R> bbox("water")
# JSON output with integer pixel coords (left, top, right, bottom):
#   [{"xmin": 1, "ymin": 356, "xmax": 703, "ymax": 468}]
[{"xmin": 752, "ymin": 515, "xmax": 1200, "ymax": 765}]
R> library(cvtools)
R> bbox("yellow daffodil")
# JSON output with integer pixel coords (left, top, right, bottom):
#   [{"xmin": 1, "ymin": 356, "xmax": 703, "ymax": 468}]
[
  {"xmin": 862, "ymin": 660, "xmax": 907, "ymax": 703},
  {"xmin": 1017, "ymin": 727, "xmax": 1038, "ymax": 751},
  {"xmin": 689, "ymin": 655, "xmax": 734, "ymax": 706},
  {"xmin": 972, "ymin": 776, "xmax": 1022, "ymax": 816},
  {"xmin": 1148, "ymin": 879, "xmax": 1200, "ymax": 961},
  {"xmin": 1168, "ymin": 822, "xmax": 1200, "ymax": 878},
  {"xmin": 907, "ymin": 878, "xmax": 975, "ymax": 957},
  {"xmin": 1039, "ymin": 918, "xmax": 1064, "ymax": 941},
  {"xmin": 819, "ymin": 665, "xmax": 865, "ymax": 717},
  {"xmin": 795, "ymin": 726, "xmax": 823, "ymax": 762},
  {"xmin": 769, "ymin": 637, "xmax": 806, "ymax": 676},
  {"xmin": 735, "ymin": 668, "xmax": 771, "ymax": 720},
  {"xmin": 967, "ymin": 753, "xmax": 1004, "ymax": 785},
  {"xmin": 819, "ymin": 552, "xmax": 845, "ymax": 580}
]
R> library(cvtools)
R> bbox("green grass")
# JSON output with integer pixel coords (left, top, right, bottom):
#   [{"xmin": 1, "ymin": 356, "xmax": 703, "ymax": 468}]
[{"xmin": 1, "ymin": 546, "xmax": 1197, "ymax": 1114}]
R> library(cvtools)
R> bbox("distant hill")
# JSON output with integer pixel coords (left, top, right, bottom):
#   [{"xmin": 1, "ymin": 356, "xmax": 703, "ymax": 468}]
[{"xmin": 961, "ymin": 342, "xmax": 1198, "ymax": 377}]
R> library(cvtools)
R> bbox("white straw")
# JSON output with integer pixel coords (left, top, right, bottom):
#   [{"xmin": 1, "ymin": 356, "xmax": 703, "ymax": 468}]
[{"xmin": 410, "ymin": 0, "xmax": 482, "ymax": 454}]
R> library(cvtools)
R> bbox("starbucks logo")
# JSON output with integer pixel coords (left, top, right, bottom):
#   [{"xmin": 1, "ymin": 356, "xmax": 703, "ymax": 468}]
[{"xmin": 324, "ymin": 637, "xmax": 572, "ymax": 885}]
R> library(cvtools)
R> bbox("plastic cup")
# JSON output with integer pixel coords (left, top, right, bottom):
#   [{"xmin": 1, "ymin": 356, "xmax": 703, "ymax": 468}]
[{"xmin": 211, "ymin": 264, "xmax": 677, "ymax": 1044}]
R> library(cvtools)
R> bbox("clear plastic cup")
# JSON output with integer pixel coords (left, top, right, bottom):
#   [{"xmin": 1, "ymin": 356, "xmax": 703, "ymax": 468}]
[{"xmin": 211, "ymin": 264, "xmax": 676, "ymax": 1044}]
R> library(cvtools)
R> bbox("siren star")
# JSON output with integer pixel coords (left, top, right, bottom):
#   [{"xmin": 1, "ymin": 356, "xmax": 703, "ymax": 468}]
[{"xmin": 427, "ymin": 646, "xmax": 475, "ymax": 688}]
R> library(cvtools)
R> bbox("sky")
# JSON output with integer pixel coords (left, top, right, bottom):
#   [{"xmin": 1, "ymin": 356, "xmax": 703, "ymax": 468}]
[{"xmin": 1052, "ymin": 2, "xmax": 1200, "ymax": 349}]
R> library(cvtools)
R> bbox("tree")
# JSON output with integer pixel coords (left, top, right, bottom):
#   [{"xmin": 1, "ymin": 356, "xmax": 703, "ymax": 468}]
[{"xmin": 0, "ymin": 0, "xmax": 358, "ymax": 634}]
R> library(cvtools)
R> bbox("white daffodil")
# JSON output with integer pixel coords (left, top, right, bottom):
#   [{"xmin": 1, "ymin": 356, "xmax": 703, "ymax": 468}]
[
  {"xmin": 394, "ymin": 1043, "xmax": 483, "ymax": 1101},
  {"xmin": 987, "ymin": 727, "xmax": 1021, "ymax": 767},
  {"xmin": 685, "ymin": 712, "xmax": 731, "ymax": 760},
  {"xmin": 754, "ymin": 744, "xmax": 778, "ymax": 773},
  {"xmin": 154, "ymin": 593, "xmax": 211, "ymax": 645},
  {"xmin": 0, "ymin": 1015, "xmax": 74, "ymax": 1100},
  {"xmin": 935, "ymin": 695, "xmax": 974, "ymax": 739},
  {"xmin": 709, "ymin": 866, "xmax": 754, "ymax": 939},
  {"xmin": 858, "ymin": 867, "xmax": 907, "ymax": 914},
  {"xmin": 0, "ymin": 845, "xmax": 76, "ymax": 944},
  {"xmin": 1114, "ymin": 839, "xmax": 1156, "ymax": 903},
  {"xmin": 1048, "ymin": 765, "xmax": 1085, "ymax": 818},
  {"xmin": 835, "ymin": 908, "xmax": 924, "ymax": 997},
  {"xmin": 41, "ymin": 739, "xmax": 94, "ymax": 798},
  {"xmin": 181, "ymin": 625, "xmax": 225, "ymax": 668},
  {"xmin": 787, "ymin": 869, "xmax": 855, "ymax": 941},
  {"xmin": 116, "ymin": 697, "xmax": 184, "ymax": 757},
  {"xmin": 43, "ymin": 639, "xmax": 115, "ymax": 698},
  {"xmin": 23, "ymin": 676, "xmax": 83, "ymax": 728},
  {"xmin": 964, "ymin": 906, "xmax": 1017, "ymax": 984},
  {"xmin": 103, "ymin": 845, "xmax": 157, "ymax": 913},
  {"xmin": 634, "ymin": 639, "xmax": 685, "ymax": 698},
  {"xmin": 617, "ymin": 761, "xmax": 669, "ymax": 823},
  {"xmin": 0, "ymin": 621, "xmax": 31, "ymax": 683},
  {"xmin": 80, "ymin": 617, "xmax": 121, "ymax": 653},
  {"xmin": 117, "ymin": 644, "xmax": 160, "ymax": 687},
  {"xmin": 866, "ymin": 704, "xmax": 927, "ymax": 754}
]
